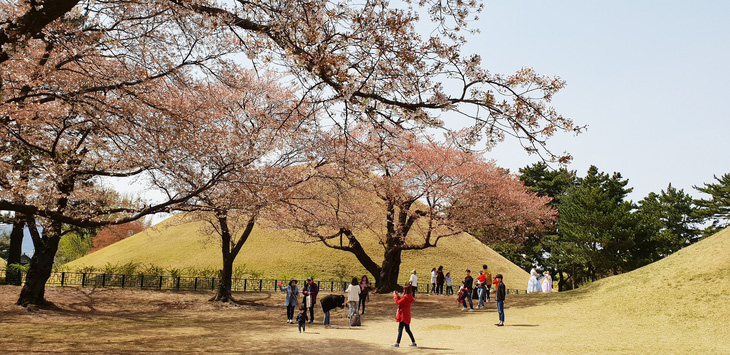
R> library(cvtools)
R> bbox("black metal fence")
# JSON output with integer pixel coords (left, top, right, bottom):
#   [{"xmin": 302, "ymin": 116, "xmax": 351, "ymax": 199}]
[
  {"xmin": 0, "ymin": 268, "xmax": 354, "ymax": 292},
  {"xmin": 0, "ymin": 268, "xmax": 525, "ymax": 294}
]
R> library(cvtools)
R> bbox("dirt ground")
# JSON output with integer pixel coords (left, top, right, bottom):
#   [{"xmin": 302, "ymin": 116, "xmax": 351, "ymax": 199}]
[{"xmin": 0, "ymin": 285, "xmax": 727, "ymax": 354}]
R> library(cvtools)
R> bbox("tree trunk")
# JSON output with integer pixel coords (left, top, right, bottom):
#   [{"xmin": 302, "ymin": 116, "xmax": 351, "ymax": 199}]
[
  {"xmin": 557, "ymin": 271, "xmax": 567, "ymax": 292},
  {"xmin": 16, "ymin": 233, "xmax": 60, "ymax": 308},
  {"xmin": 210, "ymin": 255, "xmax": 234, "ymax": 302},
  {"xmin": 375, "ymin": 248, "xmax": 403, "ymax": 293},
  {"xmin": 7, "ymin": 213, "xmax": 25, "ymax": 265}
]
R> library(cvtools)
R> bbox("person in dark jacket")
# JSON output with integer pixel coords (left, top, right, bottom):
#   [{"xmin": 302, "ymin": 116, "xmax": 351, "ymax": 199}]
[
  {"xmin": 495, "ymin": 274, "xmax": 506, "ymax": 326},
  {"xmin": 296, "ymin": 306, "xmax": 308, "ymax": 333},
  {"xmin": 459, "ymin": 269, "xmax": 474, "ymax": 311},
  {"xmin": 320, "ymin": 294, "xmax": 346, "ymax": 329},
  {"xmin": 302, "ymin": 276, "xmax": 319, "ymax": 323}
]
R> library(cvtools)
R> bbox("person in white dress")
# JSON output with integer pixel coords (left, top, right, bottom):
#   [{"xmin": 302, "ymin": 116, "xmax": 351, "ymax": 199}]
[
  {"xmin": 541, "ymin": 271, "xmax": 553, "ymax": 293},
  {"xmin": 527, "ymin": 266, "xmax": 542, "ymax": 293}
]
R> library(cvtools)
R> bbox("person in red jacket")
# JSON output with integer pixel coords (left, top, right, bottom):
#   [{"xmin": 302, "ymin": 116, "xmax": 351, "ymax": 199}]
[{"xmin": 392, "ymin": 284, "xmax": 417, "ymax": 348}]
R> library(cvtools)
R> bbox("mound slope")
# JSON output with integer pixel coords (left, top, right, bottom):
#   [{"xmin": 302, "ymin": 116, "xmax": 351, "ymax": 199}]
[
  {"xmin": 0, "ymin": 258, "xmax": 5, "ymax": 268},
  {"xmin": 509, "ymin": 228, "xmax": 730, "ymax": 353},
  {"xmin": 68, "ymin": 217, "xmax": 529, "ymax": 287}
]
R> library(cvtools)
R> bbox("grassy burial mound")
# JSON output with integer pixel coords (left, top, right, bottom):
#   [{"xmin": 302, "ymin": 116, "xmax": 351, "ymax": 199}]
[
  {"xmin": 0, "ymin": 258, "xmax": 5, "ymax": 268},
  {"xmin": 67, "ymin": 216, "xmax": 529, "ymax": 287},
  {"xmin": 507, "ymin": 227, "xmax": 730, "ymax": 353}
]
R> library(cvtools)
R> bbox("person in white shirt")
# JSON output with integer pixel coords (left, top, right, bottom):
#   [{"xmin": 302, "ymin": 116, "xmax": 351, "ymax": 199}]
[
  {"xmin": 430, "ymin": 268, "xmax": 437, "ymax": 294},
  {"xmin": 445, "ymin": 272, "xmax": 454, "ymax": 295},
  {"xmin": 408, "ymin": 270, "xmax": 418, "ymax": 297},
  {"xmin": 345, "ymin": 277, "xmax": 361, "ymax": 318}
]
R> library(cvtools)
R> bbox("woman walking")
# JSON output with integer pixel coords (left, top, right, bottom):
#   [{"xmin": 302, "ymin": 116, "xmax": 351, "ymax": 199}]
[
  {"xmin": 359, "ymin": 275, "xmax": 371, "ymax": 315},
  {"xmin": 345, "ymin": 277, "xmax": 361, "ymax": 318},
  {"xmin": 278, "ymin": 279, "xmax": 300, "ymax": 323},
  {"xmin": 392, "ymin": 284, "xmax": 417, "ymax": 348}
]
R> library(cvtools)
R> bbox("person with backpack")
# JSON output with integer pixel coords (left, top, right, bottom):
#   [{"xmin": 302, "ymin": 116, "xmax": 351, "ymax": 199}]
[{"xmin": 392, "ymin": 284, "xmax": 417, "ymax": 348}]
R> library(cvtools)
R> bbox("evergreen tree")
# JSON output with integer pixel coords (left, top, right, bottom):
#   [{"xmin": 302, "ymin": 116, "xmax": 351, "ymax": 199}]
[
  {"xmin": 635, "ymin": 184, "xmax": 700, "ymax": 263},
  {"xmin": 694, "ymin": 173, "xmax": 730, "ymax": 236},
  {"xmin": 556, "ymin": 166, "xmax": 638, "ymax": 279}
]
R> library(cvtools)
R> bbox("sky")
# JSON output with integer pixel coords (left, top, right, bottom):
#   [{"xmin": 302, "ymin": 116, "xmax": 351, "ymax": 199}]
[{"xmin": 464, "ymin": 0, "xmax": 730, "ymax": 202}]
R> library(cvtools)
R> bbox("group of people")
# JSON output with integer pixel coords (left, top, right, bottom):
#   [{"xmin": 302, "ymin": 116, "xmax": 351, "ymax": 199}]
[
  {"xmin": 277, "ymin": 275, "xmax": 373, "ymax": 332},
  {"xmin": 526, "ymin": 265, "xmax": 553, "ymax": 293},
  {"xmin": 411, "ymin": 266, "xmax": 455, "ymax": 295},
  {"xmin": 277, "ymin": 266, "xmax": 508, "ymax": 346},
  {"xmin": 451, "ymin": 265, "xmax": 507, "ymax": 326}
]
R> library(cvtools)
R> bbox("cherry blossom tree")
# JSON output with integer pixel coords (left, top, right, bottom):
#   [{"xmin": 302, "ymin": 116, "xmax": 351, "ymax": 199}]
[
  {"xmin": 275, "ymin": 128, "xmax": 555, "ymax": 292},
  {"xmin": 160, "ymin": 72, "xmax": 324, "ymax": 303},
  {"xmin": 0, "ymin": 1, "xmax": 244, "ymax": 307}
]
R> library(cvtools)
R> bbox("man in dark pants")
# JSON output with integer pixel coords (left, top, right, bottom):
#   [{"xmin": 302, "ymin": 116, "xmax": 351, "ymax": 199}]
[
  {"xmin": 459, "ymin": 269, "xmax": 474, "ymax": 312},
  {"xmin": 495, "ymin": 274, "xmax": 506, "ymax": 326},
  {"xmin": 302, "ymin": 276, "xmax": 319, "ymax": 324}
]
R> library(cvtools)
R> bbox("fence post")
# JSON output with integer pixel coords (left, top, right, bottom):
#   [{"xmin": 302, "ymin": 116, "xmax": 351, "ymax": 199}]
[
  {"xmin": 82, "ymin": 273, "xmax": 86, "ymax": 287},
  {"xmin": 259, "ymin": 279, "xmax": 262, "ymax": 291},
  {"xmin": 243, "ymin": 279, "xmax": 247, "ymax": 292},
  {"xmin": 122, "ymin": 274, "xmax": 126, "ymax": 288},
  {"xmin": 176, "ymin": 277, "xmax": 181, "ymax": 291},
  {"xmin": 159, "ymin": 276, "xmax": 163, "ymax": 290},
  {"xmin": 331, "ymin": 281, "xmax": 333, "ymax": 291},
  {"xmin": 211, "ymin": 278, "xmax": 215, "ymax": 291},
  {"xmin": 102, "ymin": 274, "xmax": 106, "ymax": 287},
  {"xmin": 61, "ymin": 272, "xmax": 65, "ymax": 287},
  {"xmin": 194, "ymin": 277, "xmax": 198, "ymax": 291},
  {"xmin": 140, "ymin": 274, "xmax": 145, "ymax": 289}
]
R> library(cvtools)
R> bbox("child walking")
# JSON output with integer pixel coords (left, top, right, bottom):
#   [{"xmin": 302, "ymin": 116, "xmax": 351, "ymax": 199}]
[
  {"xmin": 495, "ymin": 274, "xmax": 506, "ymax": 326},
  {"xmin": 296, "ymin": 306, "xmax": 308, "ymax": 332}
]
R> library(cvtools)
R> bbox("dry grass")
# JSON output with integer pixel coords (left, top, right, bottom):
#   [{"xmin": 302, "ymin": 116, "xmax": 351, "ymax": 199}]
[
  {"xmin": 67, "ymin": 217, "xmax": 530, "ymax": 287},
  {"xmin": 0, "ymin": 258, "xmax": 5, "ymax": 268},
  {"xmin": 5, "ymin": 228, "xmax": 717, "ymax": 354}
]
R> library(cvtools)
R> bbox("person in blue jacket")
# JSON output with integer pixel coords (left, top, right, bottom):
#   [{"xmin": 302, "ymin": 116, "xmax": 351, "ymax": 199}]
[{"xmin": 278, "ymin": 279, "xmax": 300, "ymax": 324}]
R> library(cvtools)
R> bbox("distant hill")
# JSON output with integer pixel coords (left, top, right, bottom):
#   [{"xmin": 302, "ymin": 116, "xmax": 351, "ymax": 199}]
[{"xmin": 68, "ymin": 216, "xmax": 529, "ymax": 286}]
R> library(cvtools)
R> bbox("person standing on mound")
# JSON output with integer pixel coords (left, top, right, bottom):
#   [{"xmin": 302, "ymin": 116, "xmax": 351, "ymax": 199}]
[
  {"xmin": 278, "ymin": 279, "xmax": 300, "ymax": 324},
  {"xmin": 495, "ymin": 274, "xmax": 506, "ymax": 326},
  {"xmin": 320, "ymin": 294, "xmax": 345, "ymax": 329},
  {"xmin": 392, "ymin": 284, "xmax": 417, "ymax": 348}
]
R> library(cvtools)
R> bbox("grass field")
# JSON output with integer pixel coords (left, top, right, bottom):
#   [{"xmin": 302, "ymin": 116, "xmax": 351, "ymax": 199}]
[
  {"xmin": 67, "ymin": 216, "xmax": 530, "ymax": 287},
  {"xmin": 2, "ymin": 229, "xmax": 728, "ymax": 354}
]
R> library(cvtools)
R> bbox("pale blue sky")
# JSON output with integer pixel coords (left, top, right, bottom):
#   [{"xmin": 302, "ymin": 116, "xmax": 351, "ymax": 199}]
[{"xmin": 468, "ymin": 0, "xmax": 730, "ymax": 201}]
